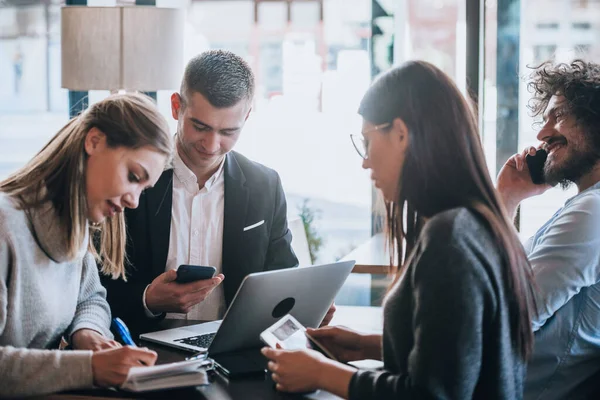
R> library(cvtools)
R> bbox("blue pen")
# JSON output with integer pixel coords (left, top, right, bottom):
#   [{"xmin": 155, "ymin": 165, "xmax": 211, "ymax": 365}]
[{"xmin": 111, "ymin": 317, "xmax": 136, "ymax": 346}]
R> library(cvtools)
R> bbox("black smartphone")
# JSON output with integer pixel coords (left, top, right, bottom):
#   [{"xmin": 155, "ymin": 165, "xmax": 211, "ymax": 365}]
[
  {"xmin": 175, "ymin": 265, "xmax": 216, "ymax": 283},
  {"xmin": 526, "ymin": 148, "xmax": 548, "ymax": 185}
]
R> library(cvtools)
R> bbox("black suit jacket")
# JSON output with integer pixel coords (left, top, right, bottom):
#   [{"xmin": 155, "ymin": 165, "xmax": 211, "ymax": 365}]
[{"xmin": 101, "ymin": 151, "xmax": 298, "ymax": 333}]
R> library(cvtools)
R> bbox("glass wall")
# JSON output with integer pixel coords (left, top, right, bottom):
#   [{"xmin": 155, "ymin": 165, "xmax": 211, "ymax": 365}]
[{"xmin": 0, "ymin": 2, "xmax": 67, "ymax": 179}]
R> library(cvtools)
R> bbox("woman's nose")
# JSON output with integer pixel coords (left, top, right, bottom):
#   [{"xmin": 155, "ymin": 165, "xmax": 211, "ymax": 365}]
[{"xmin": 122, "ymin": 192, "xmax": 139, "ymax": 209}]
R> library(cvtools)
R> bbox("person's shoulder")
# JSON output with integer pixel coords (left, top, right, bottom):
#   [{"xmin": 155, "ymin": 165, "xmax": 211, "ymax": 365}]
[
  {"xmin": 230, "ymin": 151, "xmax": 280, "ymax": 182},
  {"xmin": 421, "ymin": 207, "xmax": 493, "ymax": 251},
  {"xmin": 416, "ymin": 207, "xmax": 499, "ymax": 284},
  {"xmin": 554, "ymin": 185, "xmax": 600, "ymax": 238},
  {"xmin": 566, "ymin": 184, "xmax": 600, "ymax": 214},
  {"xmin": 0, "ymin": 193, "xmax": 25, "ymax": 239},
  {"xmin": 422, "ymin": 207, "xmax": 478, "ymax": 239},
  {"xmin": 0, "ymin": 192, "xmax": 22, "ymax": 219}
]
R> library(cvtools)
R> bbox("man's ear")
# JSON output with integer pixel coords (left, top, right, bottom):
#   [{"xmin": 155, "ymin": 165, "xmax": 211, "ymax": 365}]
[
  {"xmin": 171, "ymin": 93, "xmax": 182, "ymax": 121},
  {"xmin": 84, "ymin": 127, "xmax": 105, "ymax": 156}
]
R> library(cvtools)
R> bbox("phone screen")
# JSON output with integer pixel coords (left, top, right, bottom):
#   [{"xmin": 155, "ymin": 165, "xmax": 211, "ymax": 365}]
[{"xmin": 261, "ymin": 316, "xmax": 339, "ymax": 361}]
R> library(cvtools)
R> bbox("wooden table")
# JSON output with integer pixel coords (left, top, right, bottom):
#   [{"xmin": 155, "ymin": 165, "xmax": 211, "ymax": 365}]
[
  {"xmin": 38, "ymin": 306, "xmax": 383, "ymax": 400},
  {"xmin": 342, "ymin": 233, "xmax": 393, "ymax": 275}
]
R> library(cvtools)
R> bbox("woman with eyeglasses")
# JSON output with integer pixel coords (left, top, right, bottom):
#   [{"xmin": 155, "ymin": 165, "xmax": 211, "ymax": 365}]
[
  {"xmin": 262, "ymin": 61, "xmax": 535, "ymax": 399},
  {"xmin": 0, "ymin": 93, "xmax": 172, "ymax": 397}
]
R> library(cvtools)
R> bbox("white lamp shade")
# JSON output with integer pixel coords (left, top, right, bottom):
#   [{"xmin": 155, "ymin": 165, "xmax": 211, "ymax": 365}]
[{"xmin": 61, "ymin": 6, "xmax": 184, "ymax": 91}]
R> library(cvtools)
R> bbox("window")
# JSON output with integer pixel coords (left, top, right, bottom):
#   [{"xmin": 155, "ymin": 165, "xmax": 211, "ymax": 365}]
[
  {"xmin": 572, "ymin": 22, "xmax": 591, "ymax": 30},
  {"xmin": 534, "ymin": 45, "xmax": 557, "ymax": 63},
  {"xmin": 0, "ymin": 2, "xmax": 68, "ymax": 179},
  {"xmin": 536, "ymin": 22, "xmax": 559, "ymax": 30}
]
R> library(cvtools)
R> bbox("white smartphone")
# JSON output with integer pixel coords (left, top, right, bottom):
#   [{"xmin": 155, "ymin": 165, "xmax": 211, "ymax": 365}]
[{"xmin": 259, "ymin": 314, "xmax": 339, "ymax": 361}]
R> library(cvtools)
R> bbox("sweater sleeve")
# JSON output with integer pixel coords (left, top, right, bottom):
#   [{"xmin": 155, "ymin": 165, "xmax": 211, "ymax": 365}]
[
  {"xmin": 0, "ymin": 346, "xmax": 94, "ymax": 397},
  {"xmin": 67, "ymin": 252, "xmax": 113, "ymax": 339},
  {"xmin": 349, "ymin": 236, "xmax": 494, "ymax": 400},
  {"xmin": 0, "ymin": 233, "xmax": 95, "ymax": 397}
]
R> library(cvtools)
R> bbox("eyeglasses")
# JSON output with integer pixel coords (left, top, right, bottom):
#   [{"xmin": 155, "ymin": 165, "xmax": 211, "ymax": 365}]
[{"xmin": 350, "ymin": 123, "xmax": 391, "ymax": 160}]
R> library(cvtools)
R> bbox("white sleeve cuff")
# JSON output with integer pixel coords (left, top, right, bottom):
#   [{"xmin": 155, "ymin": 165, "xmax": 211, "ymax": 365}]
[{"xmin": 142, "ymin": 285, "xmax": 163, "ymax": 318}]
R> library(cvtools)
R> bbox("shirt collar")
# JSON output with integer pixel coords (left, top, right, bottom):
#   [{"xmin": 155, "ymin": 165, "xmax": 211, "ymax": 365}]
[
  {"xmin": 172, "ymin": 150, "xmax": 226, "ymax": 192},
  {"xmin": 205, "ymin": 156, "xmax": 226, "ymax": 190},
  {"xmin": 565, "ymin": 180, "xmax": 600, "ymax": 206}
]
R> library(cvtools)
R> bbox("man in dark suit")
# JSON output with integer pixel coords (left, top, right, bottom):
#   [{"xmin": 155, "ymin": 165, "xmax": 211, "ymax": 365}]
[{"xmin": 100, "ymin": 50, "xmax": 336, "ymax": 334}]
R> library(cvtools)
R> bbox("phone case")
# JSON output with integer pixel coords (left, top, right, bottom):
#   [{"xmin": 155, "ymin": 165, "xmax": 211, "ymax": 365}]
[
  {"xmin": 176, "ymin": 265, "xmax": 216, "ymax": 283},
  {"xmin": 526, "ymin": 149, "xmax": 547, "ymax": 185}
]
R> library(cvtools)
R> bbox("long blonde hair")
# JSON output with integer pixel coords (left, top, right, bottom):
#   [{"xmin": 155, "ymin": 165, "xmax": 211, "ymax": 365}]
[{"xmin": 0, "ymin": 93, "xmax": 172, "ymax": 279}]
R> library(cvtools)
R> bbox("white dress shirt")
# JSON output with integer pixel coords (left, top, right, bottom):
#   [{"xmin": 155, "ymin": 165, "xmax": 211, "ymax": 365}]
[{"xmin": 143, "ymin": 150, "xmax": 226, "ymax": 321}]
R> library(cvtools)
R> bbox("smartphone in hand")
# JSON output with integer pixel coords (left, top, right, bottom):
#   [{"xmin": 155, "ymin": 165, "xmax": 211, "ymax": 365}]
[
  {"xmin": 525, "ymin": 148, "xmax": 548, "ymax": 185},
  {"xmin": 260, "ymin": 314, "xmax": 339, "ymax": 361},
  {"xmin": 175, "ymin": 265, "xmax": 217, "ymax": 284}
]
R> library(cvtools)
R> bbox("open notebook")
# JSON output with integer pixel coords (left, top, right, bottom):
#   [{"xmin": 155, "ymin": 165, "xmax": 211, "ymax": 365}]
[{"xmin": 121, "ymin": 358, "xmax": 211, "ymax": 392}]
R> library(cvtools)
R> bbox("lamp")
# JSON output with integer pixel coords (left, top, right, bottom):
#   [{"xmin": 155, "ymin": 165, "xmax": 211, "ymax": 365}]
[{"xmin": 61, "ymin": 6, "xmax": 185, "ymax": 91}]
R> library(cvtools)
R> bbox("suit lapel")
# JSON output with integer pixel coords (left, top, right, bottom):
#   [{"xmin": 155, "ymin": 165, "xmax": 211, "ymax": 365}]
[
  {"xmin": 223, "ymin": 152, "xmax": 249, "ymax": 304},
  {"xmin": 146, "ymin": 169, "xmax": 174, "ymax": 277}
]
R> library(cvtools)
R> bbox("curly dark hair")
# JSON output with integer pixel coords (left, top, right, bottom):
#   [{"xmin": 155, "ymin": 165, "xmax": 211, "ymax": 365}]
[{"xmin": 528, "ymin": 59, "xmax": 600, "ymax": 148}]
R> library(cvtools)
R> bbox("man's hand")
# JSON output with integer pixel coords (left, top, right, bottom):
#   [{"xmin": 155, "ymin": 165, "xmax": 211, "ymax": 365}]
[
  {"xmin": 71, "ymin": 329, "xmax": 121, "ymax": 351},
  {"xmin": 145, "ymin": 269, "xmax": 224, "ymax": 314},
  {"xmin": 497, "ymin": 146, "xmax": 552, "ymax": 217},
  {"xmin": 319, "ymin": 303, "xmax": 336, "ymax": 327}
]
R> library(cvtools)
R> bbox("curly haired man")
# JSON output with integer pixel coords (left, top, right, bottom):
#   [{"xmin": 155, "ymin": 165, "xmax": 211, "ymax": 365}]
[{"xmin": 497, "ymin": 59, "xmax": 600, "ymax": 400}]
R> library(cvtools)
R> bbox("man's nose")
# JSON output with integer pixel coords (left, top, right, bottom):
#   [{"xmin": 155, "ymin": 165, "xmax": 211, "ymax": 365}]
[
  {"xmin": 537, "ymin": 120, "xmax": 556, "ymax": 142},
  {"xmin": 203, "ymin": 132, "xmax": 220, "ymax": 153}
]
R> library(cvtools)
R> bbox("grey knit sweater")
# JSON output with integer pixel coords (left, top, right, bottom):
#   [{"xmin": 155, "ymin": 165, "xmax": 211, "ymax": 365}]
[
  {"xmin": 0, "ymin": 193, "xmax": 113, "ymax": 397},
  {"xmin": 349, "ymin": 208, "xmax": 526, "ymax": 400}
]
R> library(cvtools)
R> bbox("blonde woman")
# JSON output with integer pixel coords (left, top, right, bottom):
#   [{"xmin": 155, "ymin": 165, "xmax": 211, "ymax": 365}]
[{"xmin": 0, "ymin": 93, "xmax": 173, "ymax": 397}]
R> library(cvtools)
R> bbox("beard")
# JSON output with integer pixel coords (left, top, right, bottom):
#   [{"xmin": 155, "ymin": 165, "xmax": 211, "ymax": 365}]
[{"xmin": 544, "ymin": 138, "xmax": 600, "ymax": 189}]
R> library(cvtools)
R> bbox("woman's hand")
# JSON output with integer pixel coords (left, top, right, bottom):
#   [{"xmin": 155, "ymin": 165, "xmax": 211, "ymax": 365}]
[
  {"xmin": 261, "ymin": 346, "xmax": 327, "ymax": 393},
  {"xmin": 91, "ymin": 346, "xmax": 157, "ymax": 388},
  {"xmin": 71, "ymin": 329, "xmax": 121, "ymax": 351},
  {"xmin": 306, "ymin": 326, "xmax": 381, "ymax": 362},
  {"xmin": 262, "ymin": 346, "xmax": 356, "ymax": 398}
]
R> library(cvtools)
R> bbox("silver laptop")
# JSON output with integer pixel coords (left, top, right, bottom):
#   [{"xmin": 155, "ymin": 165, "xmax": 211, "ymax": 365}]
[{"xmin": 139, "ymin": 260, "xmax": 355, "ymax": 355}]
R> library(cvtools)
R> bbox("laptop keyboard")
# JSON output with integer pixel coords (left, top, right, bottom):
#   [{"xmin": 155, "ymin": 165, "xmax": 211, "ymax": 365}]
[{"xmin": 174, "ymin": 332, "xmax": 216, "ymax": 349}]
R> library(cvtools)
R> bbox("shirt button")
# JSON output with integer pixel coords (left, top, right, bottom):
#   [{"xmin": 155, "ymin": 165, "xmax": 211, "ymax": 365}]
[{"xmin": 193, "ymin": 229, "xmax": 199, "ymax": 237}]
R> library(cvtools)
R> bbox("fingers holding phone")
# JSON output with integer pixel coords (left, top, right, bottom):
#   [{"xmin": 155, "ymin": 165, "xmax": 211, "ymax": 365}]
[
  {"xmin": 145, "ymin": 265, "xmax": 224, "ymax": 314},
  {"xmin": 525, "ymin": 148, "xmax": 548, "ymax": 185},
  {"xmin": 305, "ymin": 326, "xmax": 372, "ymax": 362},
  {"xmin": 497, "ymin": 145, "xmax": 553, "ymax": 216}
]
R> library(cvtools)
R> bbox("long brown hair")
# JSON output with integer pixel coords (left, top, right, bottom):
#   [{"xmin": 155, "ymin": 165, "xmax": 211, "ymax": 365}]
[
  {"xmin": 0, "ymin": 93, "xmax": 172, "ymax": 279},
  {"xmin": 358, "ymin": 61, "xmax": 535, "ymax": 359}
]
